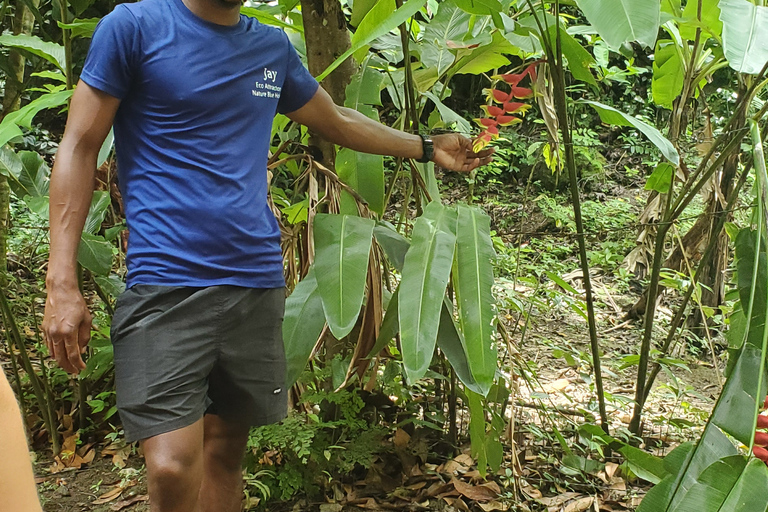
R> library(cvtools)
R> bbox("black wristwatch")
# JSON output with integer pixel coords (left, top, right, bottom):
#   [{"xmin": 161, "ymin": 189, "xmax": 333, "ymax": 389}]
[{"xmin": 416, "ymin": 134, "xmax": 434, "ymax": 163}]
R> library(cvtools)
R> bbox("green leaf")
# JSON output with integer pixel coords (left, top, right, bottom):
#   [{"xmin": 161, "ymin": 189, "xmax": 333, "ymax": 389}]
[
  {"xmin": 680, "ymin": 0, "xmax": 722, "ymax": 40},
  {"xmin": 719, "ymin": 0, "xmax": 768, "ymax": 75},
  {"xmin": 453, "ymin": 31, "xmax": 514, "ymax": 75},
  {"xmin": 652, "ymin": 42, "xmax": 684, "ymax": 109},
  {"xmin": 719, "ymin": 458, "xmax": 768, "ymax": 511},
  {"xmin": 399, "ymin": 202, "xmax": 457, "ymax": 384},
  {"xmin": 573, "ymin": 0, "xmax": 660, "ymax": 49},
  {"xmin": 419, "ymin": 0, "xmax": 471, "ymax": 76},
  {"xmin": 94, "ymin": 275, "xmax": 125, "ymax": 299},
  {"xmin": 351, "ymin": 0, "xmax": 377, "ymax": 27},
  {"xmin": 241, "ymin": 7, "xmax": 303, "ymax": 32},
  {"xmin": 58, "ymin": 17, "xmax": 100, "ymax": 38},
  {"xmin": 645, "ymin": 163, "xmax": 675, "ymax": 193},
  {"xmin": 735, "ymin": 229, "xmax": 768, "ymax": 351},
  {"xmin": 0, "ymin": 145, "xmax": 23, "ymax": 179},
  {"xmin": 337, "ymin": 148, "xmax": 385, "ymax": 217},
  {"xmin": 368, "ymin": 286, "xmax": 400, "ymax": 358},
  {"xmin": 0, "ymin": 90, "xmax": 73, "ymax": 148},
  {"xmin": 437, "ymin": 299, "xmax": 486, "ymax": 395},
  {"xmin": 98, "ymin": 128, "xmax": 114, "ymax": 168},
  {"xmin": 453, "ymin": 204, "xmax": 496, "ymax": 395},
  {"xmin": 345, "ymin": 60, "xmax": 385, "ymax": 108},
  {"xmin": 10, "ymin": 151, "xmax": 49, "ymax": 199},
  {"xmin": 373, "ymin": 221, "xmax": 410, "ymax": 271},
  {"xmin": 31, "ymin": 70, "xmax": 67, "ymax": 83},
  {"xmin": 316, "ymin": 0, "xmax": 427, "ymax": 81},
  {"xmin": 283, "ymin": 269, "xmax": 327, "ymax": 387},
  {"xmin": 454, "ymin": 0, "xmax": 502, "ymax": 15},
  {"xmin": 0, "ymin": 33, "xmax": 65, "ymax": 71},
  {"xmin": 582, "ymin": 100, "xmax": 680, "ymax": 165},
  {"xmin": 84, "ymin": 191, "xmax": 111, "ymax": 234},
  {"xmin": 313, "ymin": 214, "xmax": 375, "ymax": 339},
  {"xmin": 422, "ymin": 91, "xmax": 472, "ymax": 133},
  {"xmin": 546, "ymin": 25, "xmax": 597, "ymax": 86},
  {"xmin": 467, "ymin": 390, "xmax": 489, "ymax": 477},
  {"xmin": 78, "ymin": 233, "xmax": 113, "ymax": 276}
]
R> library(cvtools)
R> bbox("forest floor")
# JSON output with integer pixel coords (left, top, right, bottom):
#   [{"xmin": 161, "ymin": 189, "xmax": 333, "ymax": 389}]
[{"xmin": 25, "ymin": 178, "xmax": 724, "ymax": 512}]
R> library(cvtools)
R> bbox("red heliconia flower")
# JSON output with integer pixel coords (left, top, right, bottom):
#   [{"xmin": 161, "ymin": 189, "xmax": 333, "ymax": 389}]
[
  {"xmin": 494, "ymin": 72, "xmax": 525, "ymax": 86},
  {"xmin": 754, "ymin": 445, "xmax": 768, "ymax": 464},
  {"xmin": 756, "ymin": 431, "xmax": 768, "ymax": 446},
  {"xmin": 759, "ymin": 415, "xmax": 768, "ymax": 429},
  {"xmin": 496, "ymin": 115, "xmax": 521, "ymax": 126},
  {"xmin": 503, "ymin": 102, "xmax": 529, "ymax": 114},
  {"xmin": 483, "ymin": 88, "xmax": 511, "ymax": 104},
  {"xmin": 487, "ymin": 125, "xmax": 499, "ymax": 135},
  {"xmin": 475, "ymin": 118, "xmax": 498, "ymax": 128},
  {"xmin": 480, "ymin": 104, "xmax": 505, "ymax": 117},
  {"xmin": 473, "ymin": 131, "xmax": 495, "ymax": 152},
  {"xmin": 510, "ymin": 86, "xmax": 533, "ymax": 99}
]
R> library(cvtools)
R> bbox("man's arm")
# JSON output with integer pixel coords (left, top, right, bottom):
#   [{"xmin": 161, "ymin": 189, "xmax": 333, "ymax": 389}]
[
  {"xmin": 285, "ymin": 87, "xmax": 494, "ymax": 172},
  {"xmin": 43, "ymin": 81, "xmax": 120, "ymax": 374},
  {"xmin": 0, "ymin": 372, "xmax": 43, "ymax": 512}
]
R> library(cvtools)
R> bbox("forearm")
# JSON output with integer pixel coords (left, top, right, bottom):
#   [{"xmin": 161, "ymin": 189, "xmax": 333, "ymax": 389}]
[
  {"xmin": 319, "ymin": 106, "xmax": 425, "ymax": 160},
  {"xmin": 0, "ymin": 374, "xmax": 43, "ymax": 512},
  {"xmin": 46, "ymin": 139, "xmax": 97, "ymax": 290}
]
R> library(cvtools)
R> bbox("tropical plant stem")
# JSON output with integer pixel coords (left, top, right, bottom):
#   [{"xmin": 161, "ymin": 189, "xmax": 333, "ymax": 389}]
[{"xmin": 540, "ymin": 0, "xmax": 609, "ymax": 433}]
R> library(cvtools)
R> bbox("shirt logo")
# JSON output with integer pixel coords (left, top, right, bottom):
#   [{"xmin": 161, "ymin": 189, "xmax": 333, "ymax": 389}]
[{"xmin": 252, "ymin": 68, "xmax": 282, "ymax": 99}]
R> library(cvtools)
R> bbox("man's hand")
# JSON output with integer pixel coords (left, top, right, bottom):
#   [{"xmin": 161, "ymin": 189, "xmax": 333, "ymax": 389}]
[
  {"xmin": 42, "ymin": 285, "xmax": 92, "ymax": 374},
  {"xmin": 431, "ymin": 133, "xmax": 495, "ymax": 173}
]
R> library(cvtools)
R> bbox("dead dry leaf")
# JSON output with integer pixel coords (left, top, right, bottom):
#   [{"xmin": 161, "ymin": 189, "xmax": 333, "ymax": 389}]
[
  {"xmin": 452, "ymin": 479, "xmax": 498, "ymax": 502},
  {"xmin": 110, "ymin": 495, "xmax": 148, "ymax": 511},
  {"xmin": 562, "ymin": 496, "xmax": 595, "ymax": 512}
]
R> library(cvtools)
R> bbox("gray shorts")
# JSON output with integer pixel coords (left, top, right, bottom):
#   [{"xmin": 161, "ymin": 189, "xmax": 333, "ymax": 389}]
[{"xmin": 110, "ymin": 285, "xmax": 287, "ymax": 442}]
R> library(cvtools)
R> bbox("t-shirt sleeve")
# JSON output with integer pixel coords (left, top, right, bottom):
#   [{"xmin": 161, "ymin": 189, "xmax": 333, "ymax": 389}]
[
  {"xmin": 80, "ymin": 5, "xmax": 140, "ymax": 100},
  {"xmin": 276, "ymin": 34, "xmax": 320, "ymax": 114}
]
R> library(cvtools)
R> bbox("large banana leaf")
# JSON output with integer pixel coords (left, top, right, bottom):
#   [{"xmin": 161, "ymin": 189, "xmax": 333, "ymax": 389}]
[
  {"xmin": 419, "ymin": 0, "xmax": 471, "ymax": 76},
  {"xmin": 573, "ymin": 0, "xmax": 660, "ymax": 49},
  {"xmin": 637, "ymin": 226, "xmax": 768, "ymax": 512},
  {"xmin": 313, "ymin": 214, "xmax": 375, "ymax": 339},
  {"xmin": 453, "ymin": 204, "xmax": 497, "ymax": 396},
  {"xmin": 399, "ymin": 202, "xmax": 457, "ymax": 384},
  {"xmin": 652, "ymin": 41, "xmax": 684, "ymax": 110},
  {"xmin": 283, "ymin": 269, "xmax": 327, "ymax": 387},
  {"xmin": 719, "ymin": 0, "xmax": 768, "ymax": 75},
  {"xmin": 679, "ymin": 0, "xmax": 722, "ymax": 40},
  {"xmin": 336, "ymin": 148, "xmax": 385, "ymax": 217}
]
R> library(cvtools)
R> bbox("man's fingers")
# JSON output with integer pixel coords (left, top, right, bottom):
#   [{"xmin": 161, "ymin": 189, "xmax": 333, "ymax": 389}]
[
  {"xmin": 78, "ymin": 314, "xmax": 92, "ymax": 353},
  {"xmin": 65, "ymin": 334, "xmax": 85, "ymax": 373}
]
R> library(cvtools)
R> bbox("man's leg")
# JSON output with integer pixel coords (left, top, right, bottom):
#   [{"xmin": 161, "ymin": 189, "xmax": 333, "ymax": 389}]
[
  {"xmin": 142, "ymin": 418, "xmax": 205, "ymax": 512},
  {"xmin": 199, "ymin": 414, "xmax": 250, "ymax": 512}
]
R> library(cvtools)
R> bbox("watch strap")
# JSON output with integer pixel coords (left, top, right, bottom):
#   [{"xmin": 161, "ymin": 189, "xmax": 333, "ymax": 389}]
[{"xmin": 416, "ymin": 134, "xmax": 434, "ymax": 163}]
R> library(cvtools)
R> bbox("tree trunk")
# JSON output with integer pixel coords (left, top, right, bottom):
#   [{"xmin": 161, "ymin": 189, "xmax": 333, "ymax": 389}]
[
  {"xmin": 0, "ymin": 1, "xmax": 38, "ymax": 277},
  {"xmin": 299, "ymin": 0, "xmax": 356, "ymax": 165}
]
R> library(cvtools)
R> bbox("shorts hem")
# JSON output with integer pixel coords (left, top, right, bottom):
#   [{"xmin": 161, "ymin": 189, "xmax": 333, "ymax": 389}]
[
  {"xmin": 123, "ymin": 410, "xmax": 205, "ymax": 443},
  {"xmin": 207, "ymin": 409, "xmax": 287, "ymax": 428}
]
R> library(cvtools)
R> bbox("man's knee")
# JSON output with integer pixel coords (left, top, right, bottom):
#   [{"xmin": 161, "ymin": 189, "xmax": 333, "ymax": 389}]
[{"xmin": 148, "ymin": 450, "xmax": 201, "ymax": 485}]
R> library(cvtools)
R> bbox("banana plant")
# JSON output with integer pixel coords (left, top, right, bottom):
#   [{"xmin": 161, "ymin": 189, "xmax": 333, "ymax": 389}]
[{"xmin": 635, "ymin": 117, "xmax": 768, "ymax": 512}]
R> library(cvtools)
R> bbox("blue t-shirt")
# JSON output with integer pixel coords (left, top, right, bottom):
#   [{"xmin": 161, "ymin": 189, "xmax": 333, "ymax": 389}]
[{"xmin": 80, "ymin": 0, "xmax": 319, "ymax": 288}]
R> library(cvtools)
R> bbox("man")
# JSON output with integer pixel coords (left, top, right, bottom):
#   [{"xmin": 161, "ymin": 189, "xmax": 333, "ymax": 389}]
[
  {"xmin": 41, "ymin": 0, "xmax": 493, "ymax": 510},
  {"xmin": 0, "ymin": 372, "xmax": 43, "ymax": 512}
]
